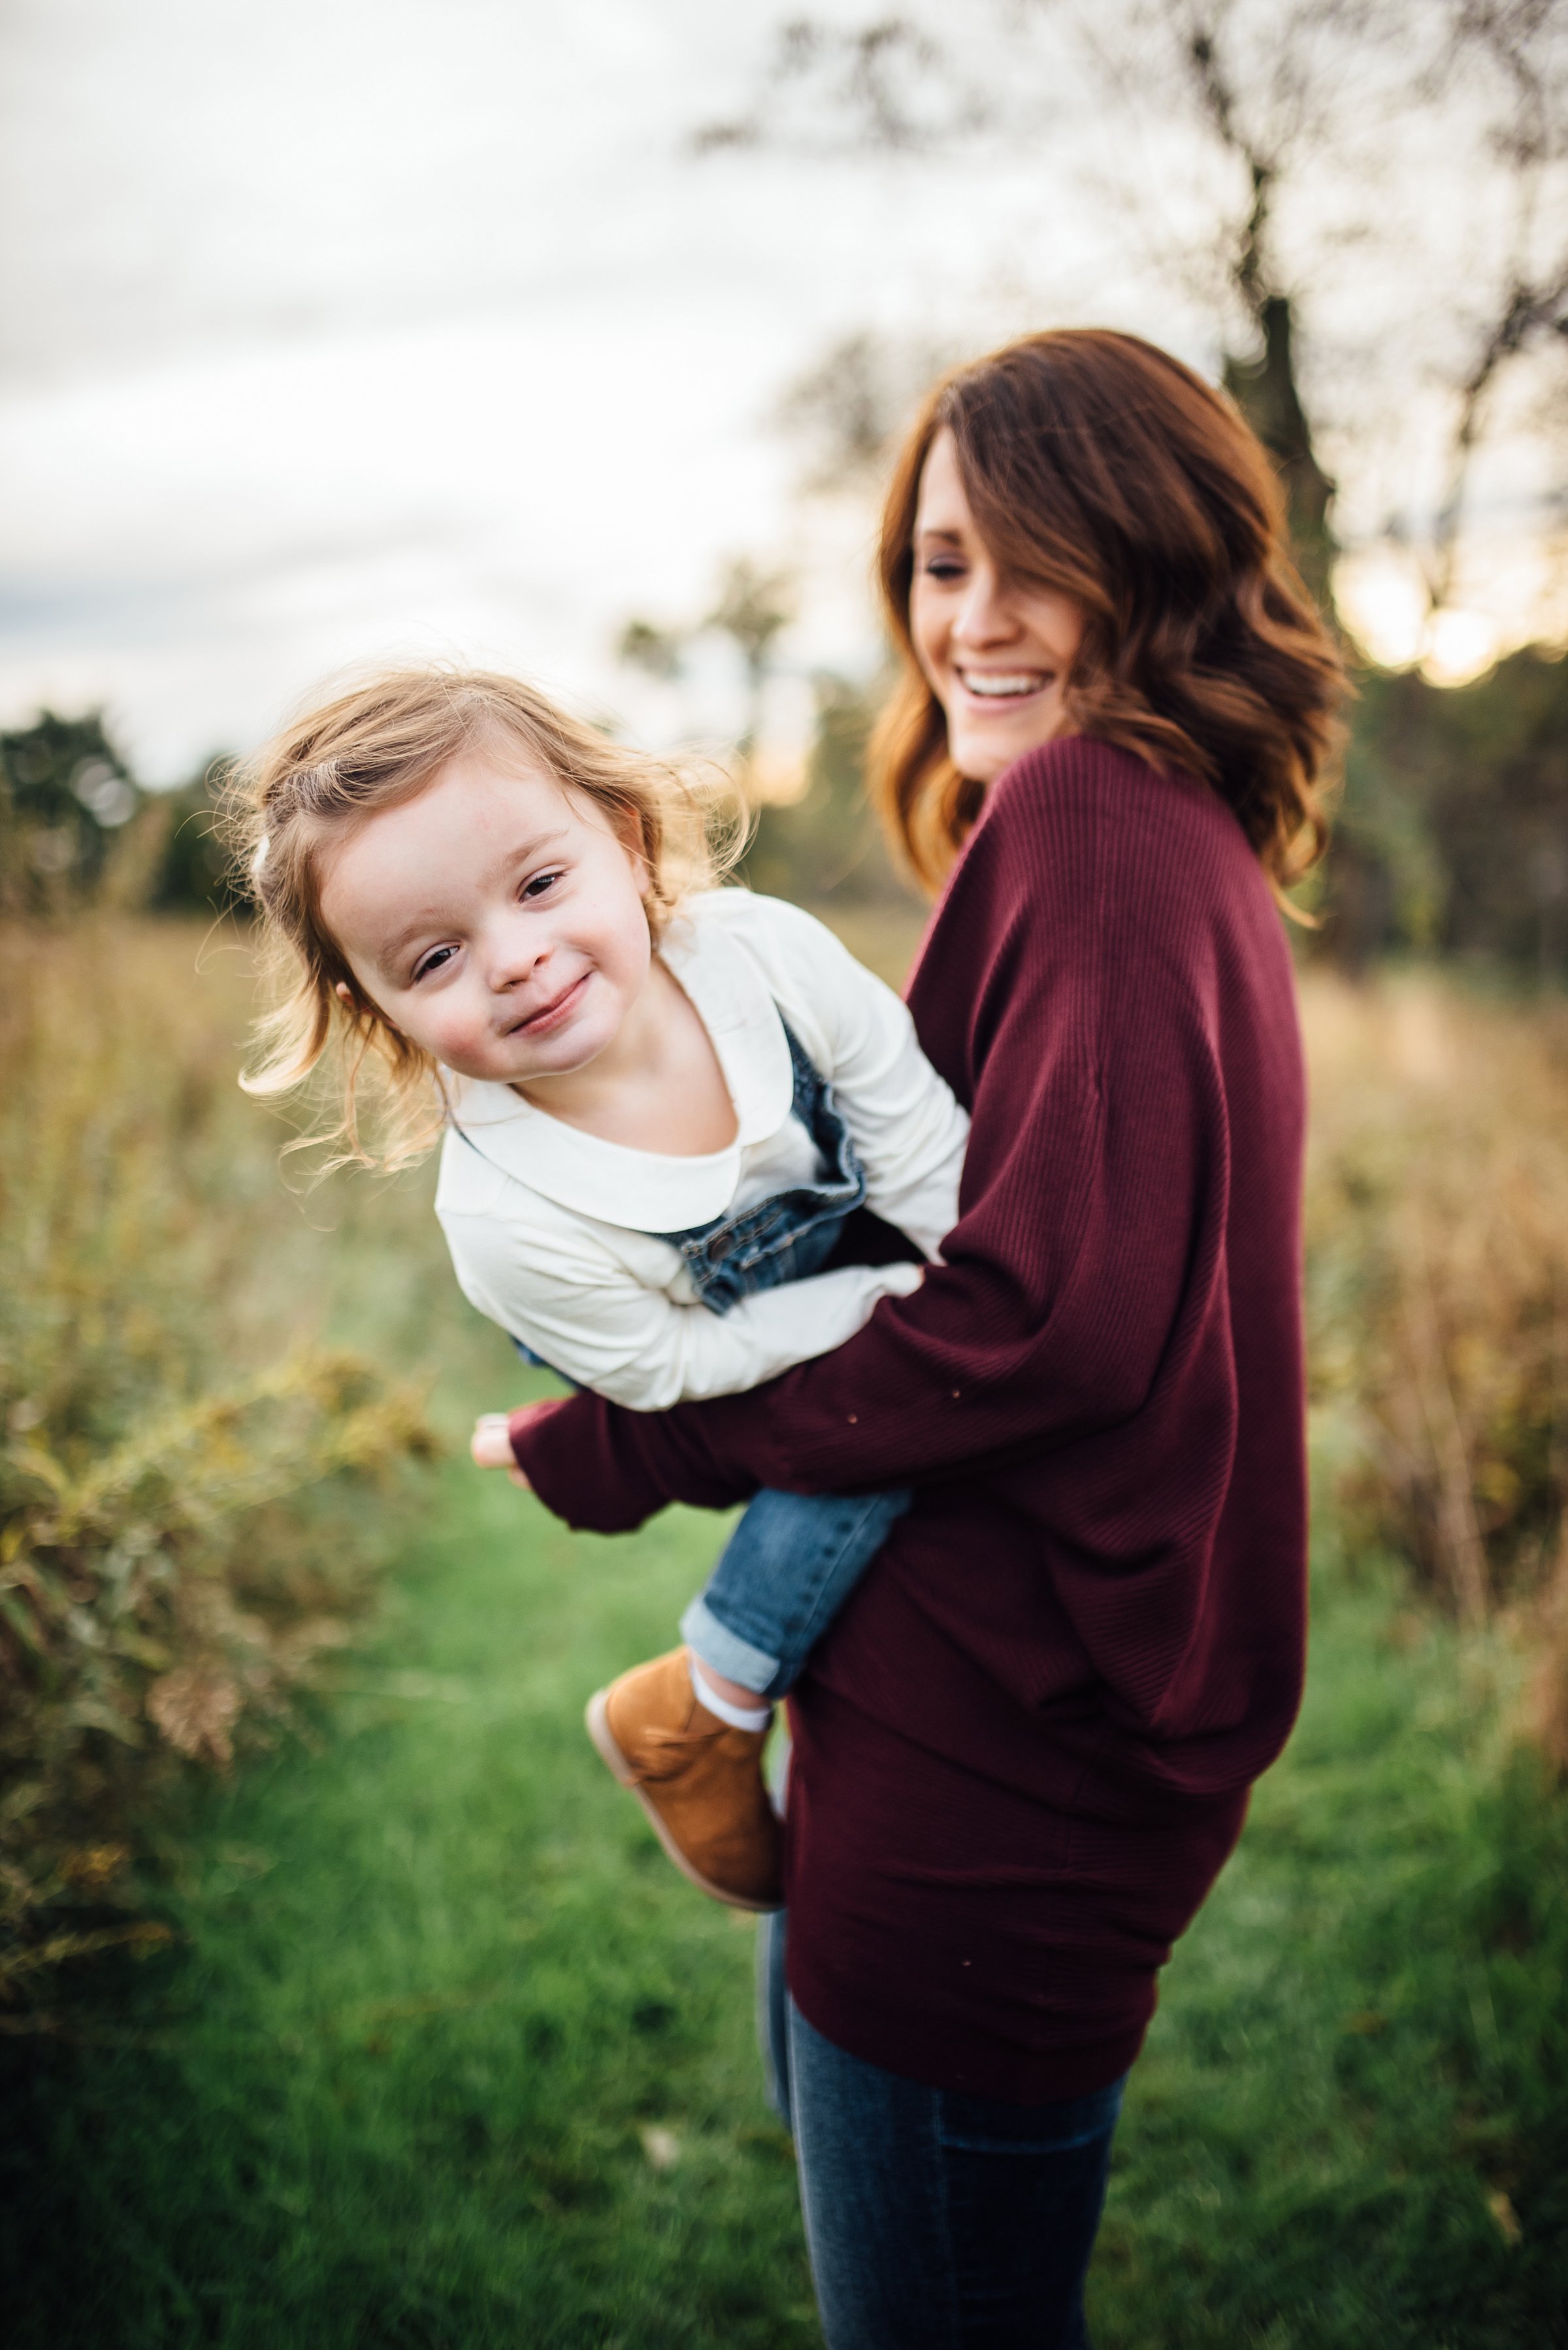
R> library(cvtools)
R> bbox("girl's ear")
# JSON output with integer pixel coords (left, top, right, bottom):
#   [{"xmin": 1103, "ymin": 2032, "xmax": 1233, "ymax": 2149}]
[
  {"xmin": 338, "ymin": 976, "xmax": 402, "ymax": 1039},
  {"xmin": 612, "ymin": 818, "xmax": 652, "ymax": 898}
]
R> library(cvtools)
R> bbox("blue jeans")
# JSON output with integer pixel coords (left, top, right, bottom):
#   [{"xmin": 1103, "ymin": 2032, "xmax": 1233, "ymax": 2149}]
[
  {"xmin": 681, "ymin": 1484, "xmax": 911, "ymax": 1697},
  {"xmin": 758, "ymin": 1913, "xmax": 1124, "ymax": 2349}
]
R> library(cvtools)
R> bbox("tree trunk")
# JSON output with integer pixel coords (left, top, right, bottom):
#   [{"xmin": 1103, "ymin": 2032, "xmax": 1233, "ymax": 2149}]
[{"xmin": 1223, "ymin": 294, "xmax": 1336, "ymax": 609}]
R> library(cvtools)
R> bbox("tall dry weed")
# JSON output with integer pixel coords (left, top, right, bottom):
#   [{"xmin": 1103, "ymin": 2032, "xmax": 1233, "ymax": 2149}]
[
  {"xmin": 1302, "ymin": 971, "xmax": 1568, "ymax": 1755},
  {"xmin": 0, "ymin": 919, "xmax": 438, "ymax": 1997}
]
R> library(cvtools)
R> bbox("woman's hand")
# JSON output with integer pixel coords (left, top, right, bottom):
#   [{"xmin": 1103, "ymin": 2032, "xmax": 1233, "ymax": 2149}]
[{"xmin": 470, "ymin": 1412, "xmax": 532, "ymax": 1489}]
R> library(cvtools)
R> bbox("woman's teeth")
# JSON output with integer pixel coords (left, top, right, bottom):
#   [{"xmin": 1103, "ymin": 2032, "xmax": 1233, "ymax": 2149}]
[{"xmin": 958, "ymin": 670, "xmax": 1048, "ymax": 699}]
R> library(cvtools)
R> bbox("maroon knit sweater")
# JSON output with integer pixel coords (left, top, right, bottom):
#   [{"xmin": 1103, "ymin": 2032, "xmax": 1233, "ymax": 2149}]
[{"xmin": 512, "ymin": 736, "xmax": 1309, "ymax": 2102}]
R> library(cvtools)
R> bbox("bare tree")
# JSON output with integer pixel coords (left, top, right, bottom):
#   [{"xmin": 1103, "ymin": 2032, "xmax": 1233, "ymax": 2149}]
[
  {"xmin": 705, "ymin": 559, "xmax": 796, "ymax": 764},
  {"xmin": 776, "ymin": 329, "xmax": 963, "ymax": 496},
  {"xmin": 692, "ymin": 17, "xmax": 990, "ymax": 156},
  {"xmin": 615, "ymin": 559, "xmax": 796, "ymax": 773},
  {"xmin": 616, "ymin": 618, "xmax": 684, "ymax": 682},
  {"xmin": 1418, "ymin": 1, "xmax": 1568, "ymax": 614},
  {"xmin": 695, "ymin": 1, "xmax": 1568, "ymax": 633},
  {"xmin": 1147, "ymin": 3, "xmax": 1354, "ymax": 599}
]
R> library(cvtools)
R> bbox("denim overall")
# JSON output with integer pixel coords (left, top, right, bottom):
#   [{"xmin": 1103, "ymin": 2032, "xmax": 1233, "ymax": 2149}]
[{"xmin": 510, "ymin": 1021, "xmax": 911, "ymax": 1699}]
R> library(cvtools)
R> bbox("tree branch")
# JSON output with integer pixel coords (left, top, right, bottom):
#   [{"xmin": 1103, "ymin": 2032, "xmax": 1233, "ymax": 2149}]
[{"xmin": 1422, "ymin": 0, "xmax": 1568, "ymax": 613}]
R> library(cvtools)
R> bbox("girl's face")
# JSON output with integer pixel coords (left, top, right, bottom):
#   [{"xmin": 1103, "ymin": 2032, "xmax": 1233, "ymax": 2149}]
[
  {"xmin": 318, "ymin": 750, "xmax": 653, "ymax": 1087},
  {"xmin": 909, "ymin": 426, "xmax": 1085, "ymax": 785}
]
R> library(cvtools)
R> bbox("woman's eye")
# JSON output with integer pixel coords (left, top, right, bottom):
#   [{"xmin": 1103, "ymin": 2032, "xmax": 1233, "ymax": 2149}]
[
  {"xmin": 413, "ymin": 944, "xmax": 456, "ymax": 982},
  {"xmin": 521, "ymin": 869, "xmax": 563, "ymax": 901},
  {"xmin": 922, "ymin": 558, "xmax": 966, "ymax": 580}
]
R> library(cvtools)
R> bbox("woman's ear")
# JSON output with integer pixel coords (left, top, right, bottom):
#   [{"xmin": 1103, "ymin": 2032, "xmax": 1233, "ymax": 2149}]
[{"xmin": 334, "ymin": 981, "xmax": 355, "ymax": 1006}]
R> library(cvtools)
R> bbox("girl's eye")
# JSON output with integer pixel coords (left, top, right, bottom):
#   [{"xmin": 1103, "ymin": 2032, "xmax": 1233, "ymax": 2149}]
[
  {"xmin": 922, "ymin": 557, "xmax": 966, "ymax": 580},
  {"xmin": 412, "ymin": 944, "xmax": 456, "ymax": 982},
  {"xmin": 521, "ymin": 869, "xmax": 564, "ymax": 901}
]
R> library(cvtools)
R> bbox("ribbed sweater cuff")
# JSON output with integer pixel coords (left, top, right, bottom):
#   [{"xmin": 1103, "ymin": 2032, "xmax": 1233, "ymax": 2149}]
[{"xmin": 508, "ymin": 1394, "xmax": 751, "ymax": 1532}]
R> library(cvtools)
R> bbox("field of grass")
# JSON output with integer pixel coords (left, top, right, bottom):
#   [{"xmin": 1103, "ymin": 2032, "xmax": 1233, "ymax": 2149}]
[
  {"xmin": 4, "ymin": 912, "xmax": 1567, "ymax": 2345},
  {"xmin": 6, "ymin": 1429, "xmax": 1567, "ymax": 2347}
]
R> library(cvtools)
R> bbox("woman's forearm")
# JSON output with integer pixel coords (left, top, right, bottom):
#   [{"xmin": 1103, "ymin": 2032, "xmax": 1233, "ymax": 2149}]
[{"xmin": 508, "ymin": 1273, "xmax": 1094, "ymax": 1532}]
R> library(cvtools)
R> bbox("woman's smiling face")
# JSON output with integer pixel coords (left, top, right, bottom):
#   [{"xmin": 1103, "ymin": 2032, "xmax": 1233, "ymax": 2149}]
[{"xmin": 909, "ymin": 425, "xmax": 1085, "ymax": 786}]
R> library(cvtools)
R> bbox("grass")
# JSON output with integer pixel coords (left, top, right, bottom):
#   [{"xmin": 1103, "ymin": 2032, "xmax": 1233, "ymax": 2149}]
[
  {"xmin": 1090, "ymin": 1551, "xmax": 1568, "ymax": 2346},
  {"xmin": 3, "ymin": 1413, "xmax": 815, "ymax": 2350},
  {"xmin": 5, "ymin": 1405, "xmax": 1566, "ymax": 2347},
  {"xmin": 1299, "ymin": 969, "xmax": 1568, "ymax": 1632}
]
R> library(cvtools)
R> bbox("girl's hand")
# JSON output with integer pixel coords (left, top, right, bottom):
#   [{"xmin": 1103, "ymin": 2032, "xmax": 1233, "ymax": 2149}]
[{"xmin": 471, "ymin": 1413, "xmax": 532, "ymax": 1490}]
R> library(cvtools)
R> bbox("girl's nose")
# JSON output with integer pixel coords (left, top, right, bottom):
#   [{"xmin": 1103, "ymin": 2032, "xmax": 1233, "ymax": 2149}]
[{"xmin": 485, "ymin": 916, "xmax": 547, "ymax": 994}]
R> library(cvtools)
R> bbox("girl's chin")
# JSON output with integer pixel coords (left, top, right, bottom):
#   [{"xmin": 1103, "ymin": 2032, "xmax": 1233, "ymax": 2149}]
[{"xmin": 502, "ymin": 1024, "xmax": 618, "ymax": 1088}]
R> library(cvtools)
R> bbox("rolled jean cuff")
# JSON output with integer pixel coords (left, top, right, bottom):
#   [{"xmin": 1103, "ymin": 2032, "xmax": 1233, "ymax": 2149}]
[{"xmin": 679, "ymin": 1595, "xmax": 781, "ymax": 1698}]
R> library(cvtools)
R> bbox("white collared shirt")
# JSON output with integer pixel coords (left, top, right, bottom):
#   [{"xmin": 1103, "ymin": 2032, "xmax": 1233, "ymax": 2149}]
[{"xmin": 434, "ymin": 889, "xmax": 969, "ymax": 1410}]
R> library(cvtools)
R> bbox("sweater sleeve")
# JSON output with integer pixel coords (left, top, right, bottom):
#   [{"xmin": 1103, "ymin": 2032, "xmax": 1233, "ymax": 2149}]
[{"xmin": 511, "ymin": 746, "xmax": 1232, "ymax": 1532}]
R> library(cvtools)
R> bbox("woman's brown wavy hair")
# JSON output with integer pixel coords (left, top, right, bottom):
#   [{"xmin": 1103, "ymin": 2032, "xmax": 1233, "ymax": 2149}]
[{"xmin": 871, "ymin": 329, "xmax": 1345, "ymax": 895}]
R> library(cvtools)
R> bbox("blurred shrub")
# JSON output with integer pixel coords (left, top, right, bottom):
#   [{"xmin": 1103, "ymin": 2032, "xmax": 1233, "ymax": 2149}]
[
  {"xmin": 140, "ymin": 757, "xmax": 244, "ymax": 916},
  {"xmin": 1302, "ymin": 973, "xmax": 1568, "ymax": 1755},
  {"xmin": 742, "ymin": 672, "xmax": 912, "ymax": 906},
  {"xmin": 1323, "ymin": 650, "xmax": 1568, "ymax": 977},
  {"xmin": 0, "ymin": 712, "xmax": 142, "ymax": 914},
  {"xmin": 0, "ymin": 710, "xmax": 244, "ymax": 922},
  {"xmin": 0, "ymin": 917, "xmax": 437, "ymax": 1997}
]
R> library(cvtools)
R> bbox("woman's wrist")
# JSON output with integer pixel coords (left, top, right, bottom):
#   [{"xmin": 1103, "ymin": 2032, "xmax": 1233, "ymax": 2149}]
[
  {"xmin": 506, "ymin": 1398, "xmax": 556, "ymax": 1471},
  {"xmin": 507, "ymin": 1390, "xmax": 761, "ymax": 1532},
  {"xmin": 506, "ymin": 1393, "xmax": 657, "ymax": 1531}
]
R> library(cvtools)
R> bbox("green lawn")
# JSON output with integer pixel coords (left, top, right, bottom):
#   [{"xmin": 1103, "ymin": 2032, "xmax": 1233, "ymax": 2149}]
[{"xmin": 5, "ymin": 1387, "xmax": 1567, "ymax": 2347}]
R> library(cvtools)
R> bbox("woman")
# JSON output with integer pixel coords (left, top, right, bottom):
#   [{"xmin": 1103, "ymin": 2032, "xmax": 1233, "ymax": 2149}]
[{"xmin": 507, "ymin": 329, "xmax": 1344, "ymax": 2345}]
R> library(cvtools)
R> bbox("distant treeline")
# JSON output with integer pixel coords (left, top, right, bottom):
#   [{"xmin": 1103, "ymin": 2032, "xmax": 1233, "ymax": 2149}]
[
  {"xmin": 1331, "ymin": 651, "xmax": 1568, "ymax": 979},
  {"xmin": 6, "ymin": 654, "xmax": 1567, "ymax": 974},
  {"xmin": 0, "ymin": 712, "xmax": 235, "ymax": 919}
]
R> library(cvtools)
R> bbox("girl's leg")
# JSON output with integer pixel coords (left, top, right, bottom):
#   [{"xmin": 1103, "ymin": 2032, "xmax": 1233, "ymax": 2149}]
[
  {"xmin": 784, "ymin": 1993, "xmax": 1124, "ymax": 2350},
  {"xmin": 587, "ymin": 1493, "xmax": 907, "ymax": 1912},
  {"xmin": 681, "ymin": 1485, "xmax": 913, "ymax": 1700}
]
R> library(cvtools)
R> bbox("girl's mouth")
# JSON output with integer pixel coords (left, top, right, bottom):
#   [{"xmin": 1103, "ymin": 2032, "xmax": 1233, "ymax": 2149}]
[
  {"xmin": 512, "ymin": 971, "xmax": 590, "ymax": 1036},
  {"xmin": 955, "ymin": 667, "xmax": 1054, "ymax": 703}
]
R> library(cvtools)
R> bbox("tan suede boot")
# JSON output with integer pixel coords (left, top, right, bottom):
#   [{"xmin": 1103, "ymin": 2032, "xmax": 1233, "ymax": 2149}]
[{"xmin": 585, "ymin": 1647, "xmax": 783, "ymax": 1912}]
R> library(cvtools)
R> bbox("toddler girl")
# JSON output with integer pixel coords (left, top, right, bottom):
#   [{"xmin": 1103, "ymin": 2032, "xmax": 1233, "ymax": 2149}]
[{"xmin": 235, "ymin": 668, "xmax": 966, "ymax": 1911}]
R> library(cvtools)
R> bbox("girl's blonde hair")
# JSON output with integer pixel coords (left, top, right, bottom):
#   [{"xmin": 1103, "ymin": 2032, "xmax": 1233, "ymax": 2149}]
[{"xmin": 227, "ymin": 666, "xmax": 736, "ymax": 1169}]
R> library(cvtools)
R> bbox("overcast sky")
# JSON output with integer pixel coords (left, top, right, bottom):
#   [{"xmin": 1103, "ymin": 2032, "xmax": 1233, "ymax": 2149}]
[
  {"xmin": 0, "ymin": 0, "xmax": 1130, "ymax": 776},
  {"xmin": 1, "ymin": 0, "xmax": 1562, "ymax": 780}
]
